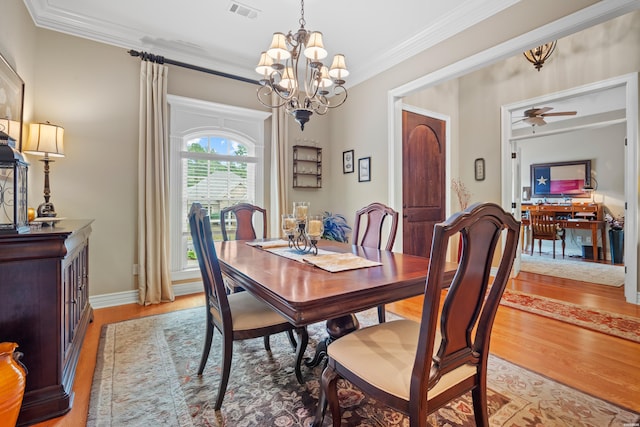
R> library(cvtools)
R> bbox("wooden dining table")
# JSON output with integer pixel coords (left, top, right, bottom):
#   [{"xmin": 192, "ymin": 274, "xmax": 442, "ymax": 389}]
[{"xmin": 215, "ymin": 239, "xmax": 456, "ymax": 381}]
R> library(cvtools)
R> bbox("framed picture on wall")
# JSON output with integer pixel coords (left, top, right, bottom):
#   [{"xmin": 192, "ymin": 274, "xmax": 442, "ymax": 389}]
[
  {"xmin": 530, "ymin": 160, "xmax": 591, "ymax": 198},
  {"xmin": 343, "ymin": 150, "xmax": 354, "ymax": 173},
  {"xmin": 358, "ymin": 157, "xmax": 371, "ymax": 182},
  {"xmin": 0, "ymin": 52, "xmax": 25, "ymax": 149}
]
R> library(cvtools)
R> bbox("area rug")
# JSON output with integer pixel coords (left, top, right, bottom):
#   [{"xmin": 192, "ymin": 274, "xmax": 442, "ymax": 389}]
[
  {"xmin": 501, "ymin": 289, "xmax": 640, "ymax": 343},
  {"xmin": 519, "ymin": 254, "xmax": 624, "ymax": 287},
  {"xmin": 88, "ymin": 307, "xmax": 639, "ymax": 426}
]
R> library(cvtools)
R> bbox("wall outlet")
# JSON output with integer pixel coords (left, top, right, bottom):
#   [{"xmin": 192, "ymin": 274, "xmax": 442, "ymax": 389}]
[
  {"xmin": 576, "ymin": 236, "xmax": 582, "ymax": 243},
  {"xmin": 132, "ymin": 264, "xmax": 140, "ymax": 276},
  {"xmin": 586, "ymin": 236, "xmax": 592, "ymax": 244}
]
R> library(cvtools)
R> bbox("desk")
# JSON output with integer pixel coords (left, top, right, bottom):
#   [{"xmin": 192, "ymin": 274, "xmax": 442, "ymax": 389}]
[
  {"xmin": 522, "ymin": 218, "xmax": 607, "ymax": 261},
  {"xmin": 215, "ymin": 240, "xmax": 454, "ymax": 327}
]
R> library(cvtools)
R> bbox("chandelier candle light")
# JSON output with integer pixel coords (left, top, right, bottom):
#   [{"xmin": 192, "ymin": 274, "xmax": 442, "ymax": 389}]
[
  {"xmin": 256, "ymin": 0, "xmax": 348, "ymax": 131},
  {"xmin": 282, "ymin": 202, "xmax": 323, "ymax": 255}
]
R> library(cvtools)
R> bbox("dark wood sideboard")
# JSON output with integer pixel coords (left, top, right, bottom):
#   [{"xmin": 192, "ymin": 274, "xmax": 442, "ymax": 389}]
[{"xmin": 0, "ymin": 220, "xmax": 93, "ymax": 426}]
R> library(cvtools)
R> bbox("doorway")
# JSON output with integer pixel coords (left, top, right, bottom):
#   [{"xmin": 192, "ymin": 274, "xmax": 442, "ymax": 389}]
[{"xmin": 501, "ymin": 74, "xmax": 638, "ymax": 303}]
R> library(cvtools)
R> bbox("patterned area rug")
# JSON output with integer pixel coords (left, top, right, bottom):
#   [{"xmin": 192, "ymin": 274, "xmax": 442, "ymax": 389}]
[
  {"xmin": 519, "ymin": 253, "xmax": 624, "ymax": 287},
  {"xmin": 501, "ymin": 289, "xmax": 640, "ymax": 343},
  {"xmin": 88, "ymin": 308, "xmax": 639, "ymax": 426}
]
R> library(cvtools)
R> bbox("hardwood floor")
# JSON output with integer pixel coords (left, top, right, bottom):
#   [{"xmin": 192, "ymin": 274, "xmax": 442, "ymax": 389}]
[{"xmin": 33, "ymin": 272, "xmax": 639, "ymax": 426}]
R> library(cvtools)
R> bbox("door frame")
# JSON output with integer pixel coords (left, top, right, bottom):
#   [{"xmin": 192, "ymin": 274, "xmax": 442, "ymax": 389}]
[{"xmin": 501, "ymin": 74, "xmax": 638, "ymax": 304}]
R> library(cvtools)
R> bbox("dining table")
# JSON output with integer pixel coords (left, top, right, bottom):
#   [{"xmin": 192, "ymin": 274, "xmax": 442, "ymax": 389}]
[{"xmin": 215, "ymin": 238, "xmax": 456, "ymax": 382}]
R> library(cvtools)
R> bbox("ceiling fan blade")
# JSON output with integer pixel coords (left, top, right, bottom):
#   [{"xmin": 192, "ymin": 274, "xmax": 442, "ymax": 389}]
[
  {"xmin": 541, "ymin": 111, "xmax": 577, "ymax": 117},
  {"xmin": 524, "ymin": 107, "xmax": 553, "ymax": 116}
]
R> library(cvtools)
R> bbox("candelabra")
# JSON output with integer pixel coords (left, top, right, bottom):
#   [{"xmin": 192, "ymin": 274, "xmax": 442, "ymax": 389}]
[{"xmin": 282, "ymin": 202, "xmax": 323, "ymax": 255}]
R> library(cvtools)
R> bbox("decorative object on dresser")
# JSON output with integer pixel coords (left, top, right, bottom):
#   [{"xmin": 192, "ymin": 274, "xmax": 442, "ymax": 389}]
[
  {"xmin": 0, "ymin": 220, "xmax": 93, "ymax": 426},
  {"xmin": 0, "ymin": 130, "xmax": 29, "ymax": 234},
  {"xmin": 23, "ymin": 122, "xmax": 65, "ymax": 219}
]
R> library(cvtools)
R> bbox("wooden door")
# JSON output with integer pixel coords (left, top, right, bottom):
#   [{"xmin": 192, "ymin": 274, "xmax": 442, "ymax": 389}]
[{"xmin": 402, "ymin": 110, "xmax": 446, "ymax": 258}]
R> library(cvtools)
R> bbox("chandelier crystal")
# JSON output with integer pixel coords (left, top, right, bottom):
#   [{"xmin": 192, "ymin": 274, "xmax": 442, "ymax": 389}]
[{"xmin": 256, "ymin": 0, "xmax": 348, "ymax": 131}]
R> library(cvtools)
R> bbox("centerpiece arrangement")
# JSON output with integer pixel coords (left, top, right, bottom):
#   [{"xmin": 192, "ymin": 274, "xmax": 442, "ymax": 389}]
[{"xmin": 282, "ymin": 202, "xmax": 323, "ymax": 255}]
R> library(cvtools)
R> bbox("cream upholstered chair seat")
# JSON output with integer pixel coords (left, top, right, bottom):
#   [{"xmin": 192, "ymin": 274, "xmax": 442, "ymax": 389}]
[
  {"xmin": 327, "ymin": 320, "xmax": 476, "ymax": 400},
  {"xmin": 223, "ymin": 291, "xmax": 294, "ymax": 331}
]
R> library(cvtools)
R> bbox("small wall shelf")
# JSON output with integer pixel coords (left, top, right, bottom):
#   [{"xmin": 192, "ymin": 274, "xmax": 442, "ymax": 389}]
[{"xmin": 293, "ymin": 145, "xmax": 322, "ymax": 188}]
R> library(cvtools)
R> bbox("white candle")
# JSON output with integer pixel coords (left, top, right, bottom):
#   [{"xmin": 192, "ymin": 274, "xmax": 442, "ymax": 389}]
[
  {"xmin": 295, "ymin": 205, "xmax": 308, "ymax": 220},
  {"xmin": 285, "ymin": 218, "xmax": 297, "ymax": 230},
  {"xmin": 308, "ymin": 219, "xmax": 322, "ymax": 235}
]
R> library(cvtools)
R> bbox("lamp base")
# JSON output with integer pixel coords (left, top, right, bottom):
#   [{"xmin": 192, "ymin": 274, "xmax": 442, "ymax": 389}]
[{"xmin": 37, "ymin": 202, "xmax": 57, "ymax": 219}]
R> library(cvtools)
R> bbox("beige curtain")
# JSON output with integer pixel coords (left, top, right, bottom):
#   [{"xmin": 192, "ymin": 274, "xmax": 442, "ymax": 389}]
[
  {"xmin": 273, "ymin": 105, "xmax": 288, "ymax": 225},
  {"xmin": 137, "ymin": 60, "xmax": 174, "ymax": 305}
]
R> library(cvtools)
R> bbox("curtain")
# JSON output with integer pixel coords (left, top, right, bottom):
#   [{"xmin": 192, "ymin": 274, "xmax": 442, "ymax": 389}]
[
  {"xmin": 137, "ymin": 60, "xmax": 174, "ymax": 305},
  {"xmin": 273, "ymin": 106, "xmax": 288, "ymax": 230}
]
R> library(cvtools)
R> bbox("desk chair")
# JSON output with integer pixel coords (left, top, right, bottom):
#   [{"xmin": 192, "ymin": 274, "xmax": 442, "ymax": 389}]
[
  {"xmin": 189, "ymin": 203, "xmax": 308, "ymax": 409},
  {"xmin": 530, "ymin": 212, "xmax": 565, "ymax": 258},
  {"xmin": 312, "ymin": 202, "xmax": 520, "ymax": 427},
  {"xmin": 353, "ymin": 202, "xmax": 399, "ymax": 323}
]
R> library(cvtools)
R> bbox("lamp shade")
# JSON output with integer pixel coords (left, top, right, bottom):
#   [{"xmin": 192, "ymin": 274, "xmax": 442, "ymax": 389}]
[
  {"xmin": 255, "ymin": 52, "xmax": 275, "ymax": 76},
  {"xmin": 24, "ymin": 123, "xmax": 64, "ymax": 157},
  {"xmin": 304, "ymin": 32, "xmax": 327, "ymax": 61},
  {"xmin": 267, "ymin": 33, "xmax": 291, "ymax": 61},
  {"xmin": 328, "ymin": 54, "xmax": 349, "ymax": 80}
]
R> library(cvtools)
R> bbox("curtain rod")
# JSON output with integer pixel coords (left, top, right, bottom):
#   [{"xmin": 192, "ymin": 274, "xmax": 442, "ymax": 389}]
[{"xmin": 128, "ymin": 49, "xmax": 260, "ymax": 86}]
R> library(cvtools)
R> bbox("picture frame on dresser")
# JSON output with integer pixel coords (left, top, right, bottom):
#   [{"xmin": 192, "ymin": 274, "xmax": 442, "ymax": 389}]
[
  {"xmin": 0, "ymin": 52, "xmax": 25, "ymax": 149},
  {"xmin": 530, "ymin": 160, "xmax": 591, "ymax": 198}
]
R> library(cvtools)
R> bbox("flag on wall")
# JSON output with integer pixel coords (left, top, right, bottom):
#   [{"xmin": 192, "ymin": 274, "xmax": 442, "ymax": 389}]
[{"xmin": 534, "ymin": 165, "xmax": 585, "ymax": 195}]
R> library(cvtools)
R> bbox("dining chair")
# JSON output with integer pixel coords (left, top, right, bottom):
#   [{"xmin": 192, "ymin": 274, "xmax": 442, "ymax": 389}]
[
  {"xmin": 188, "ymin": 203, "xmax": 309, "ymax": 409},
  {"xmin": 312, "ymin": 202, "xmax": 520, "ymax": 427},
  {"xmin": 220, "ymin": 202, "xmax": 267, "ymax": 241},
  {"xmin": 353, "ymin": 202, "xmax": 399, "ymax": 323},
  {"xmin": 530, "ymin": 211, "xmax": 565, "ymax": 258},
  {"xmin": 220, "ymin": 203, "xmax": 267, "ymax": 293}
]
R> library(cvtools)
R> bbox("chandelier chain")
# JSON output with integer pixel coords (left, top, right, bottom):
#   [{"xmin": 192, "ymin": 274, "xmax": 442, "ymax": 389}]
[{"xmin": 299, "ymin": 0, "xmax": 306, "ymax": 28}]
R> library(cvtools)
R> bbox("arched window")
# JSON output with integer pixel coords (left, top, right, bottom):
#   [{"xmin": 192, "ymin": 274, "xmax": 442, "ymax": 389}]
[{"xmin": 168, "ymin": 95, "xmax": 269, "ymax": 278}]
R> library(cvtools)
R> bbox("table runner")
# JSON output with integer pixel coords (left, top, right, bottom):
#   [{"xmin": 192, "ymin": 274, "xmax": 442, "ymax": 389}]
[{"xmin": 246, "ymin": 241, "xmax": 382, "ymax": 272}]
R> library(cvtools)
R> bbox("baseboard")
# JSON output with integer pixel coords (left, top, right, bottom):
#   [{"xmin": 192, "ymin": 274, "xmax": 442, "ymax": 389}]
[{"xmin": 89, "ymin": 281, "xmax": 203, "ymax": 309}]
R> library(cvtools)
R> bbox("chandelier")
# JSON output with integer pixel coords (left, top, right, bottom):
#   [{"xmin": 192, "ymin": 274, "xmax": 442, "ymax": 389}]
[
  {"xmin": 255, "ymin": 0, "xmax": 348, "ymax": 131},
  {"xmin": 523, "ymin": 41, "xmax": 557, "ymax": 71}
]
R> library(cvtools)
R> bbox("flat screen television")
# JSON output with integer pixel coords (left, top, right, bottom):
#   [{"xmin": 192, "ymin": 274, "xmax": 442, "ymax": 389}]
[{"xmin": 530, "ymin": 160, "xmax": 591, "ymax": 198}]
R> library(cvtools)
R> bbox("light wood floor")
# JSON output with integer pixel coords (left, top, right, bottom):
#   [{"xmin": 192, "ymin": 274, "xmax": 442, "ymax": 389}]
[{"xmin": 34, "ymin": 271, "xmax": 640, "ymax": 426}]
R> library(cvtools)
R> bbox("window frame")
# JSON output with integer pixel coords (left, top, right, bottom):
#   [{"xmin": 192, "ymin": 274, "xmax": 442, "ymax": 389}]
[{"xmin": 168, "ymin": 95, "xmax": 270, "ymax": 281}]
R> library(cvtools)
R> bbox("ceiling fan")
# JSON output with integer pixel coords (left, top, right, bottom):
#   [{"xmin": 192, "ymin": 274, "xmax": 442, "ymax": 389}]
[{"xmin": 514, "ymin": 107, "xmax": 577, "ymax": 127}]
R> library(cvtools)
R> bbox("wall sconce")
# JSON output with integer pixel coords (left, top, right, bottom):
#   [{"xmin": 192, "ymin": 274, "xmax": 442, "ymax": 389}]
[
  {"xmin": 0, "ymin": 130, "xmax": 29, "ymax": 233},
  {"xmin": 24, "ymin": 122, "xmax": 65, "ymax": 218},
  {"xmin": 523, "ymin": 41, "xmax": 557, "ymax": 71}
]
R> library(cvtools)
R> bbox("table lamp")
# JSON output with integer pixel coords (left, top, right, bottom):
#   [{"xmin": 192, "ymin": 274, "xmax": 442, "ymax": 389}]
[{"xmin": 24, "ymin": 122, "xmax": 65, "ymax": 218}]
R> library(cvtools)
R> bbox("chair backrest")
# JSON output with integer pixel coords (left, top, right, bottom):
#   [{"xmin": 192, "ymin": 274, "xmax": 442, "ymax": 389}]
[
  {"xmin": 530, "ymin": 211, "xmax": 561, "ymax": 238},
  {"xmin": 220, "ymin": 203, "xmax": 267, "ymax": 241},
  {"xmin": 189, "ymin": 203, "xmax": 233, "ymax": 336},
  {"xmin": 353, "ymin": 202, "xmax": 399, "ymax": 250},
  {"xmin": 411, "ymin": 202, "xmax": 520, "ymax": 403}
]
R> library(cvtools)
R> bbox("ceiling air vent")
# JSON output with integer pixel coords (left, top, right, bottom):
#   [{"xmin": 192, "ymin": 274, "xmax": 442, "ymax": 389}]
[{"xmin": 228, "ymin": 1, "xmax": 259, "ymax": 19}]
